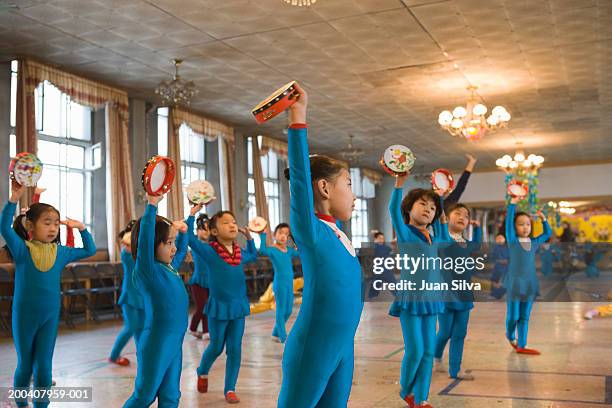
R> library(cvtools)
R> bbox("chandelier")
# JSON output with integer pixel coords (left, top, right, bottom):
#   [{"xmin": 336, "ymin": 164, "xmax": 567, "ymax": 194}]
[
  {"xmin": 438, "ymin": 86, "xmax": 511, "ymax": 141},
  {"xmin": 548, "ymin": 201, "xmax": 576, "ymax": 215},
  {"xmin": 496, "ymin": 150, "xmax": 544, "ymax": 173},
  {"xmin": 338, "ymin": 134, "xmax": 364, "ymax": 163},
  {"xmin": 155, "ymin": 59, "xmax": 198, "ymax": 107},
  {"xmin": 284, "ymin": 0, "xmax": 316, "ymax": 6}
]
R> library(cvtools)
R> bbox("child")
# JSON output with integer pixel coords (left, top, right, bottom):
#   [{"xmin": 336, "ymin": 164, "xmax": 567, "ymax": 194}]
[
  {"xmin": 368, "ymin": 231, "xmax": 397, "ymax": 299},
  {"xmin": 389, "ymin": 173, "xmax": 448, "ymax": 408},
  {"xmin": 277, "ymin": 83, "xmax": 363, "ymax": 408},
  {"xmin": 109, "ymin": 220, "xmax": 143, "ymax": 366},
  {"xmin": 187, "ymin": 204, "xmax": 258, "ymax": 404},
  {"xmin": 434, "ymin": 202, "xmax": 481, "ymax": 381},
  {"xmin": 504, "ymin": 197, "xmax": 551, "ymax": 355},
  {"xmin": 188, "ymin": 213, "xmax": 212, "ymax": 340},
  {"xmin": 123, "ymin": 193, "xmax": 189, "ymax": 407},
  {"xmin": 538, "ymin": 236, "xmax": 560, "ymax": 277},
  {"xmin": 1, "ymin": 181, "xmax": 96, "ymax": 408},
  {"xmin": 490, "ymin": 233, "xmax": 509, "ymax": 299},
  {"xmin": 259, "ymin": 223, "xmax": 300, "ymax": 344}
]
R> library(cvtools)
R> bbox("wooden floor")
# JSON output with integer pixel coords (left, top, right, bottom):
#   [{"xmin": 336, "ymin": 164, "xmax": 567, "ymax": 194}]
[{"xmin": 1, "ymin": 301, "xmax": 611, "ymax": 407}]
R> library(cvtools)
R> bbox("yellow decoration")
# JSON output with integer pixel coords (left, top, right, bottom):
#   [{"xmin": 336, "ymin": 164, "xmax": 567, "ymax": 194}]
[
  {"xmin": 250, "ymin": 278, "xmax": 304, "ymax": 315},
  {"xmin": 24, "ymin": 240, "xmax": 58, "ymax": 272}
]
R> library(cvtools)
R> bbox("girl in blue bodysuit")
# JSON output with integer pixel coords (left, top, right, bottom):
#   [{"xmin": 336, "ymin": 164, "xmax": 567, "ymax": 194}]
[
  {"xmin": 504, "ymin": 197, "xmax": 551, "ymax": 355},
  {"xmin": 277, "ymin": 83, "xmax": 363, "ymax": 408},
  {"xmin": 388, "ymin": 173, "xmax": 449, "ymax": 408},
  {"xmin": 259, "ymin": 223, "xmax": 300, "ymax": 344},
  {"xmin": 122, "ymin": 192, "xmax": 189, "ymax": 408},
  {"xmin": 1, "ymin": 181, "xmax": 96, "ymax": 408}
]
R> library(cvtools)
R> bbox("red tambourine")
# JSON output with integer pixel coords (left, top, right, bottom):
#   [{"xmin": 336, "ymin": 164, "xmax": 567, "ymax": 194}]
[
  {"xmin": 431, "ymin": 168, "xmax": 455, "ymax": 194},
  {"xmin": 252, "ymin": 81, "xmax": 298, "ymax": 124},
  {"xmin": 248, "ymin": 216, "xmax": 268, "ymax": 233},
  {"xmin": 507, "ymin": 179, "xmax": 528, "ymax": 199},
  {"xmin": 141, "ymin": 156, "xmax": 175, "ymax": 196}
]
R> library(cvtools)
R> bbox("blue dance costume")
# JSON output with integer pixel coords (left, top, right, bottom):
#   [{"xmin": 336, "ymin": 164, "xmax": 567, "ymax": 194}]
[
  {"xmin": 538, "ymin": 242, "xmax": 560, "ymax": 277},
  {"xmin": 504, "ymin": 203, "xmax": 552, "ymax": 349},
  {"xmin": 388, "ymin": 188, "xmax": 449, "ymax": 404},
  {"xmin": 259, "ymin": 232, "xmax": 300, "ymax": 343},
  {"xmin": 277, "ymin": 125, "xmax": 363, "ymax": 408},
  {"xmin": 110, "ymin": 248, "xmax": 145, "ymax": 361},
  {"xmin": 490, "ymin": 243, "xmax": 509, "ymax": 299},
  {"xmin": 123, "ymin": 204, "xmax": 188, "ymax": 408},
  {"xmin": 188, "ymin": 243, "xmax": 210, "ymax": 288},
  {"xmin": 434, "ymin": 225, "xmax": 482, "ymax": 378},
  {"xmin": 186, "ymin": 216, "xmax": 258, "ymax": 395},
  {"xmin": 1, "ymin": 201, "xmax": 96, "ymax": 408}
]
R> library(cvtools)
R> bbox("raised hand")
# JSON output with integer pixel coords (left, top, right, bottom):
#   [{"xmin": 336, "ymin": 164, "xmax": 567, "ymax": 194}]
[
  {"xmin": 465, "ymin": 154, "xmax": 477, "ymax": 172},
  {"xmin": 238, "ymin": 227, "xmax": 253, "ymax": 240},
  {"xmin": 510, "ymin": 196, "xmax": 521, "ymax": 205},
  {"xmin": 190, "ymin": 203, "xmax": 204, "ymax": 216},
  {"xmin": 61, "ymin": 218, "xmax": 86, "ymax": 232},
  {"xmin": 289, "ymin": 82, "xmax": 308, "ymax": 125},
  {"xmin": 146, "ymin": 193, "xmax": 164, "ymax": 207},
  {"xmin": 9, "ymin": 180, "xmax": 26, "ymax": 203},
  {"xmin": 394, "ymin": 171, "xmax": 409, "ymax": 188},
  {"xmin": 173, "ymin": 221, "xmax": 188, "ymax": 233},
  {"xmin": 470, "ymin": 220, "xmax": 481, "ymax": 227}
]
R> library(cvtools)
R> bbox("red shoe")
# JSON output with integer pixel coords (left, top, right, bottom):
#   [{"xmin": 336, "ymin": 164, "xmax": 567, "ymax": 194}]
[
  {"xmin": 516, "ymin": 347, "xmax": 541, "ymax": 355},
  {"xmin": 109, "ymin": 357, "xmax": 130, "ymax": 366},
  {"xmin": 225, "ymin": 391, "xmax": 240, "ymax": 404},
  {"xmin": 197, "ymin": 376, "xmax": 208, "ymax": 393},
  {"xmin": 417, "ymin": 403, "xmax": 434, "ymax": 408},
  {"xmin": 403, "ymin": 394, "xmax": 415, "ymax": 408},
  {"xmin": 508, "ymin": 339, "xmax": 518, "ymax": 350}
]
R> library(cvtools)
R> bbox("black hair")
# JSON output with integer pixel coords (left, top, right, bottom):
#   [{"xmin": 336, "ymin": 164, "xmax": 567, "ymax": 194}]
[
  {"xmin": 118, "ymin": 219, "xmax": 137, "ymax": 241},
  {"xmin": 208, "ymin": 211, "xmax": 236, "ymax": 242},
  {"xmin": 445, "ymin": 202, "xmax": 471, "ymax": 218},
  {"xmin": 196, "ymin": 214, "xmax": 210, "ymax": 231},
  {"xmin": 130, "ymin": 215, "xmax": 173, "ymax": 261},
  {"xmin": 274, "ymin": 223, "xmax": 290, "ymax": 235},
  {"xmin": 284, "ymin": 155, "xmax": 346, "ymax": 184},
  {"xmin": 400, "ymin": 188, "xmax": 442, "ymax": 226},
  {"xmin": 373, "ymin": 231, "xmax": 385, "ymax": 239},
  {"xmin": 5, "ymin": 203, "xmax": 61, "ymax": 259}
]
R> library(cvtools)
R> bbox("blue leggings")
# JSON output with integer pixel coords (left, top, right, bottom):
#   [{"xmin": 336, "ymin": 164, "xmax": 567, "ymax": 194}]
[
  {"xmin": 12, "ymin": 305, "xmax": 59, "ymax": 408},
  {"xmin": 197, "ymin": 317, "xmax": 245, "ymax": 394},
  {"xmin": 272, "ymin": 281, "xmax": 293, "ymax": 343},
  {"xmin": 110, "ymin": 304, "xmax": 145, "ymax": 361},
  {"xmin": 434, "ymin": 309, "xmax": 470, "ymax": 377},
  {"xmin": 399, "ymin": 312, "xmax": 437, "ymax": 405},
  {"xmin": 123, "ymin": 329, "xmax": 184, "ymax": 407},
  {"xmin": 506, "ymin": 301, "xmax": 534, "ymax": 349}
]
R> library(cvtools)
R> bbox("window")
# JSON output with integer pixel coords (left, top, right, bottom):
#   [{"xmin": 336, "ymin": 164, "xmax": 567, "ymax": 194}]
[
  {"xmin": 9, "ymin": 60, "xmax": 17, "ymax": 157},
  {"xmin": 247, "ymin": 136, "xmax": 281, "ymax": 246},
  {"xmin": 156, "ymin": 107, "xmax": 169, "ymax": 217},
  {"xmin": 32, "ymin": 80, "xmax": 93, "ymax": 245},
  {"xmin": 350, "ymin": 168, "xmax": 375, "ymax": 248},
  {"xmin": 179, "ymin": 124, "xmax": 206, "ymax": 218}
]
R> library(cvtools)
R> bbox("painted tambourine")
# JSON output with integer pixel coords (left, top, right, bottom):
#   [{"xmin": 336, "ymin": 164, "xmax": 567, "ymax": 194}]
[
  {"xmin": 379, "ymin": 145, "xmax": 416, "ymax": 176},
  {"xmin": 431, "ymin": 168, "xmax": 455, "ymax": 194},
  {"xmin": 186, "ymin": 180, "xmax": 216, "ymax": 205},
  {"xmin": 141, "ymin": 156, "xmax": 175, "ymax": 196},
  {"xmin": 248, "ymin": 216, "xmax": 268, "ymax": 233},
  {"xmin": 9, "ymin": 152, "xmax": 43, "ymax": 187},
  {"xmin": 252, "ymin": 81, "xmax": 298, "ymax": 124},
  {"xmin": 507, "ymin": 179, "xmax": 528, "ymax": 199}
]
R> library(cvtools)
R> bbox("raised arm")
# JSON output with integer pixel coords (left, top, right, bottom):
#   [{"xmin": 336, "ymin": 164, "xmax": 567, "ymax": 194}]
[
  {"xmin": 1, "ymin": 201, "xmax": 26, "ymax": 260},
  {"xmin": 186, "ymin": 215, "xmax": 215, "ymax": 262},
  {"xmin": 135, "ymin": 204, "xmax": 157, "ymax": 274},
  {"xmin": 389, "ymin": 187, "xmax": 413, "ymax": 242},
  {"xmin": 64, "ymin": 228, "xmax": 96, "ymax": 263},
  {"xmin": 533, "ymin": 214, "xmax": 552, "ymax": 245},
  {"xmin": 505, "ymin": 203, "xmax": 517, "ymax": 243},
  {"xmin": 241, "ymin": 239, "xmax": 258, "ymax": 265},
  {"xmin": 171, "ymin": 230, "xmax": 188, "ymax": 269},
  {"xmin": 258, "ymin": 232, "xmax": 270, "ymax": 256},
  {"xmin": 446, "ymin": 154, "xmax": 476, "ymax": 204}
]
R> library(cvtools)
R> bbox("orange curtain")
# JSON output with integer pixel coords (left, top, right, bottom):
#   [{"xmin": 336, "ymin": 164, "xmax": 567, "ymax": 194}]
[{"xmin": 16, "ymin": 59, "xmax": 134, "ymax": 260}]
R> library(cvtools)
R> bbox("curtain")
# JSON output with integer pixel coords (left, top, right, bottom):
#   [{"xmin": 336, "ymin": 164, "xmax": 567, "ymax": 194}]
[
  {"xmin": 361, "ymin": 167, "xmax": 383, "ymax": 185},
  {"xmin": 167, "ymin": 107, "xmax": 235, "ymax": 219},
  {"xmin": 260, "ymin": 136, "xmax": 288, "ymax": 159},
  {"xmin": 251, "ymin": 137, "xmax": 271, "ymax": 245},
  {"xmin": 16, "ymin": 59, "xmax": 134, "ymax": 261}
]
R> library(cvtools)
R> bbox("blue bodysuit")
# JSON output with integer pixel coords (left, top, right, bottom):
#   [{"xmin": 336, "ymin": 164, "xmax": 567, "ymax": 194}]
[
  {"xmin": 186, "ymin": 216, "xmax": 258, "ymax": 396},
  {"xmin": 277, "ymin": 125, "xmax": 363, "ymax": 408},
  {"xmin": 123, "ymin": 204, "xmax": 188, "ymax": 408},
  {"xmin": 504, "ymin": 203, "xmax": 551, "ymax": 349},
  {"xmin": 434, "ymin": 225, "xmax": 482, "ymax": 378},
  {"xmin": 259, "ymin": 232, "xmax": 300, "ymax": 343},
  {"xmin": 1, "ymin": 201, "xmax": 96, "ymax": 408},
  {"xmin": 110, "ymin": 248, "xmax": 145, "ymax": 361},
  {"xmin": 388, "ymin": 188, "xmax": 449, "ymax": 405}
]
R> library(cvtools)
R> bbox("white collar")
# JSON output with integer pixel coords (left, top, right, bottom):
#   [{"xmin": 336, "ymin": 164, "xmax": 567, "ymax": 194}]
[
  {"xmin": 450, "ymin": 232, "xmax": 466, "ymax": 243},
  {"xmin": 319, "ymin": 219, "xmax": 357, "ymax": 257},
  {"xmin": 518, "ymin": 237, "xmax": 531, "ymax": 243}
]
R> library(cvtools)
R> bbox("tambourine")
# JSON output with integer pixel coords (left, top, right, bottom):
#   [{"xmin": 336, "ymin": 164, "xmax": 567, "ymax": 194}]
[
  {"xmin": 379, "ymin": 145, "xmax": 415, "ymax": 176},
  {"xmin": 252, "ymin": 81, "xmax": 298, "ymax": 124},
  {"xmin": 9, "ymin": 152, "xmax": 43, "ymax": 187},
  {"xmin": 507, "ymin": 179, "xmax": 528, "ymax": 199},
  {"xmin": 431, "ymin": 168, "xmax": 455, "ymax": 194},
  {"xmin": 248, "ymin": 216, "xmax": 268, "ymax": 233},
  {"xmin": 142, "ymin": 156, "xmax": 175, "ymax": 196},
  {"xmin": 186, "ymin": 180, "xmax": 216, "ymax": 205}
]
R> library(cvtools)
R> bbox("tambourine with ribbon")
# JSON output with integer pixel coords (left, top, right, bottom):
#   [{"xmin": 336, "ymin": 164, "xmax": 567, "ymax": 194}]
[
  {"xmin": 248, "ymin": 216, "xmax": 268, "ymax": 233},
  {"xmin": 252, "ymin": 81, "xmax": 298, "ymax": 124},
  {"xmin": 507, "ymin": 179, "xmax": 528, "ymax": 199},
  {"xmin": 431, "ymin": 168, "xmax": 455, "ymax": 195},
  {"xmin": 186, "ymin": 180, "xmax": 216, "ymax": 205},
  {"xmin": 141, "ymin": 156, "xmax": 175, "ymax": 196},
  {"xmin": 379, "ymin": 145, "xmax": 415, "ymax": 177},
  {"xmin": 9, "ymin": 152, "xmax": 43, "ymax": 187}
]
